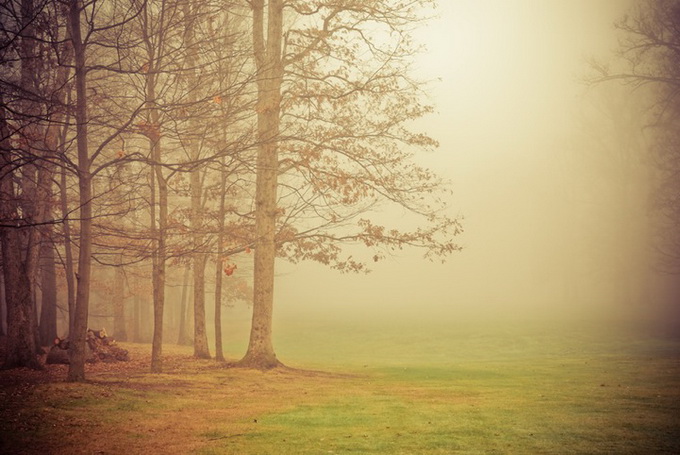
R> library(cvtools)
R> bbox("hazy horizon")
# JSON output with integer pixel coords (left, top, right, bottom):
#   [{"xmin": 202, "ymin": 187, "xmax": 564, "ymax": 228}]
[{"xmin": 260, "ymin": 0, "xmax": 680, "ymax": 332}]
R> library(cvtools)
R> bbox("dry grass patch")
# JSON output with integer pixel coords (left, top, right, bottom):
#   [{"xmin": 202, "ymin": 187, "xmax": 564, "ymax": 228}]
[
  {"xmin": 0, "ymin": 342, "xmax": 371, "ymax": 455},
  {"xmin": 1, "ymin": 324, "xmax": 679, "ymax": 454}
]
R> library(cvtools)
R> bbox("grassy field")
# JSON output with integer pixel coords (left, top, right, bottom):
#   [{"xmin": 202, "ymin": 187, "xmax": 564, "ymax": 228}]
[{"xmin": 1, "ymin": 319, "xmax": 678, "ymax": 454}]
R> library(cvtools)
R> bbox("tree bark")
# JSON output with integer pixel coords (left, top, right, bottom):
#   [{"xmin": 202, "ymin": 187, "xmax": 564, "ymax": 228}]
[
  {"xmin": 1, "ymin": 240, "xmax": 41, "ymax": 370},
  {"xmin": 132, "ymin": 294, "xmax": 141, "ymax": 342},
  {"xmin": 192, "ymin": 252, "xmax": 210, "ymax": 358},
  {"xmin": 67, "ymin": 0, "xmax": 93, "ymax": 382},
  {"xmin": 39, "ymin": 240, "xmax": 58, "ymax": 346},
  {"xmin": 148, "ymin": 101, "xmax": 166, "ymax": 373},
  {"xmin": 0, "ymin": 0, "xmax": 43, "ymax": 369},
  {"xmin": 112, "ymin": 253, "xmax": 127, "ymax": 341},
  {"xmin": 214, "ymin": 158, "xmax": 228, "ymax": 362},
  {"xmin": 182, "ymin": 0, "xmax": 210, "ymax": 360},
  {"xmin": 60, "ymin": 163, "xmax": 76, "ymax": 335},
  {"xmin": 239, "ymin": 0, "xmax": 283, "ymax": 369},
  {"xmin": 177, "ymin": 265, "xmax": 192, "ymax": 345},
  {"xmin": 0, "ymin": 271, "xmax": 5, "ymax": 336},
  {"xmin": 0, "ymin": 115, "xmax": 42, "ymax": 370},
  {"xmin": 138, "ymin": 0, "xmax": 168, "ymax": 372}
]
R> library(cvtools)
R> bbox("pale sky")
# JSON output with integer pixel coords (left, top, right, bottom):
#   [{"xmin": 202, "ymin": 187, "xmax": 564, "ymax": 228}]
[{"xmin": 270, "ymin": 0, "xmax": 649, "ymax": 328}]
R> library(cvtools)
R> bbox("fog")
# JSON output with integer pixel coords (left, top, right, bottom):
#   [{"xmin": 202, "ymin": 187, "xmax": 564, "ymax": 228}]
[{"xmin": 245, "ymin": 1, "xmax": 678, "ymax": 335}]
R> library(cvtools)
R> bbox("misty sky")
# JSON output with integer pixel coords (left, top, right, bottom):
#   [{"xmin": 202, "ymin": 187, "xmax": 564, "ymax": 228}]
[{"xmin": 272, "ymin": 0, "xmax": 645, "ymax": 326}]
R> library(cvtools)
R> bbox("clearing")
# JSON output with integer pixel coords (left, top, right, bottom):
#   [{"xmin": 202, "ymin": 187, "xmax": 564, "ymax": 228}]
[{"xmin": 1, "ymin": 320, "xmax": 679, "ymax": 454}]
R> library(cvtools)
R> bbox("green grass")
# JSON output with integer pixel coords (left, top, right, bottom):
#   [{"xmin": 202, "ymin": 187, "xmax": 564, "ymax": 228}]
[
  {"xmin": 1, "ymin": 319, "xmax": 679, "ymax": 454},
  {"xmin": 215, "ymin": 320, "xmax": 680, "ymax": 454},
  {"xmin": 216, "ymin": 363, "xmax": 678, "ymax": 454}
]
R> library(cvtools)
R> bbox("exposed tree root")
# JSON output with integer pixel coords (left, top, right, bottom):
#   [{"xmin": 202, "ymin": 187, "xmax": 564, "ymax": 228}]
[
  {"xmin": 223, "ymin": 357, "xmax": 360, "ymax": 378},
  {"xmin": 228, "ymin": 353, "xmax": 284, "ymax": 371}
]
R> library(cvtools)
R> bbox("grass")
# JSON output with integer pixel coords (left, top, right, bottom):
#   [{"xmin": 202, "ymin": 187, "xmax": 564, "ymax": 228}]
[{"xmin": 1, "ymin": 319, "xmax": 678, "ymax": 454}]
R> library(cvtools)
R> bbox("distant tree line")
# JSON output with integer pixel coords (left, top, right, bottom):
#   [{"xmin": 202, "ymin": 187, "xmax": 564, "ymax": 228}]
[{"xmin": 592, "ymin": 0, "xmax": 680, "ymax": 275}]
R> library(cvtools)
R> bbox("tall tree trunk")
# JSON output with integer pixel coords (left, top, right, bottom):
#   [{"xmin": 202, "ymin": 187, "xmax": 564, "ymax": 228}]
[
  {"xmin": 145, "ymin": 84, "xmax": 167, "ymax": 372},
  {"xmin": 150, "ymin": 114, "xmax": 167, "ymax": 372},
  {"xmin": 35, "ymin": 4, "xmax": 70, "ymax": 348},
  {"xmin": 177, "ymin": 265, "xmax": 191, "ymax": 345},
  {"xmin": 67, "ymin": 0, "xmax": 93, "ymax": 382},
  {"xmin": 0, "ymin": 0, "xmax": 44, "ymax": 369},
  {"xmin": 139, "ymin": 0, "xmax": 169, "ymax": 373},
  {"xmin": 214, "ymin": 158, "xmax": 228, "ymax": 362},
  {"xmin": 0, "ymin": 107, "xmax": 42, "ymax": 370},
  {"xmin": 182, "ymin": 0, "xmax": 210, "ymax": 359},
  {"xmin": 239, "ymin": 0, "xmax": 283, "ymax": 369},
  {"xmin": 53, "ymin": 11, "xmax": 75, "ymax": 338},
  {"xmin": 112, "ymin": 253, "xmax": 127, "ymax": 341},
  {"xmin": 0, "ymin": 271, "xmax": 5, "ymax": 336},
  {"xmin": 132, "ymin": 294, "xmax": 141, "ymax": 342},
  {"xmin": 40, "ymin": 61, "xmax": 70, "ymax": 346},
  {"xmin": 193, "ymin": 251, "xmax": 210, "ymax": 358},
  {"xmin": 1, "ymin": 237, "xmax": 41, "ymax": 370},
  {"xmin": 39, "ymin": 239, "xmax": 58, "ymax": 346},
  {"xmin": 60, "ymin": 164, "xmax": 76, "ymax": 335}
]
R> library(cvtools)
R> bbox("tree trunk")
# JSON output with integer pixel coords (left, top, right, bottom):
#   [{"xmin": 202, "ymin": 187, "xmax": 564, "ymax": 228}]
[
  {"xmin": 239, "ymin": 0, "xmax": 283, "ymax": 369},
  {"xmin": 214, "ymin": 272, "xmax": 224, "ymax": 362},
  {"xmin": 39, "ymin": 240, "xmax": 58, "ymax": 346},
  {"xmin": 177, "ymin": 265, "xmax": 192, "ymax": 345},
  {"xmin": 67, "ymin": 0, "xmax": 93, "ymax": 382},
  {"xmin": 148, "ymin": 103, "xmax": 166, "ymax": 373},
  {"xmin": 0, "ymin": 103, "xmax": 42, "ymax": 370},
  {"xmin": 0, "ymin": 271, "xmax": 5, "ymax": 336},
  {"xmin": 138, "ymin": 3, "xmax": 168, "ymax": 371},
  {"xmin": 35, "ymin": 2, "xmax": 70, "ymax": 348},
  {"xmin": 112, "ymin": 253, "xmax": 127, "ymax": 341},
  {"xmin": 132, "ymin": 294, "xmax": 141, "ymax": 342},
  {"xmin": 60, "ymin": 164, "xmax": 76, "ymax": 336},
  {"xmin": 193, "ymin": 252, "xmax": 210, "ymax": 358},
  {"xmin": 180, "ymin": 0, "xmax": 211, "ymax": 360},
  {"xmin": 1, "ymin": 244, "xmax": 42, "ymax": 370},
  {"xmin": 214, "ymin": 158, "xmax": 228, "ymax": 362},
  {"xmin": 0, "ymin": 39, "xmax": 42, "ymax": 369},
  {"xmin": 52, "ymin": 14, "xmax": 75, "ymax": 339},
  {"xmin": 150, "ymin": 132, "xmax": 166, "ymax": 372}
]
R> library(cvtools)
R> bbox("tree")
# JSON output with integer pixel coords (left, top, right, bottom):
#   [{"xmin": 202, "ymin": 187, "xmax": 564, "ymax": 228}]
[
  {"xmin": 0, "ymin": 103, "xmax": 42, "ymax": 370},
  {"xmin": 177, "ymin": 264, "xmax": 192, "ymax": 345},
  {"xmin": 120, "ymin": 0, "xmax": 253, "ymax": 367},
  {"xmin": 65, "ymin": 0, "xmax": 94, "ymax": 382},
  {"xmin": 591, "ymin": 0, "xmax": 680, "ymax": 274},
  {"xmin": 239, "ymin": 0, "xmax": 461, "ymax": 369},
  {"xmin": 241, "ymin": 0, "xmax": 284, "ymax": 369},
  {"xmin": 112, "ymin": 252, "xmax": 127, "ymax": 341},
  {"xmin": 569, "ymin": 84, "xmax": 652, "ymax": 308},
  {"xmin": 62, "ymin": 0, "xmax": 146, "ymax": 380},
  {"xmin": 181, "ymin": 0, "xmax": 212, "ymax": 359},
  {"xmin": 213, "ymin": 156, "xmax": 228, "ymax": 362},
  {"xmin": 0, "ymin": 0, "xmax": 70, "ymax": 370},
  {"xmin": 39, "ymin": 239, "xmax": 58, "ymax": 346}
]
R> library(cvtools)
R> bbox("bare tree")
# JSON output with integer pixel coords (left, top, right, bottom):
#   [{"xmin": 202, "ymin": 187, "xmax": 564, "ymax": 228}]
[
  {"xmin": 1, "ymin": 103, "xmax": 42, "ymax": 370},
  {"xmin": 0, "ymin": 0, "xmax": 71, "ymax": 370},
  {"xmin": 62, "ymin": 0, "xmax": 146, "ymax": 380},
  {"xmin": 38, "ymin": 239, "xmax": 58, "ymax": 345},
  {"xmin": 239, "ymin": 0, "xmax": 461, "ymax": 369},
  {"xmin": 119, "ymin": 0, "xmax": 254, "ymax": 368},
  {"xmin": 591, "ymin": 0, "xmax": 680, "ymax": 274}
]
